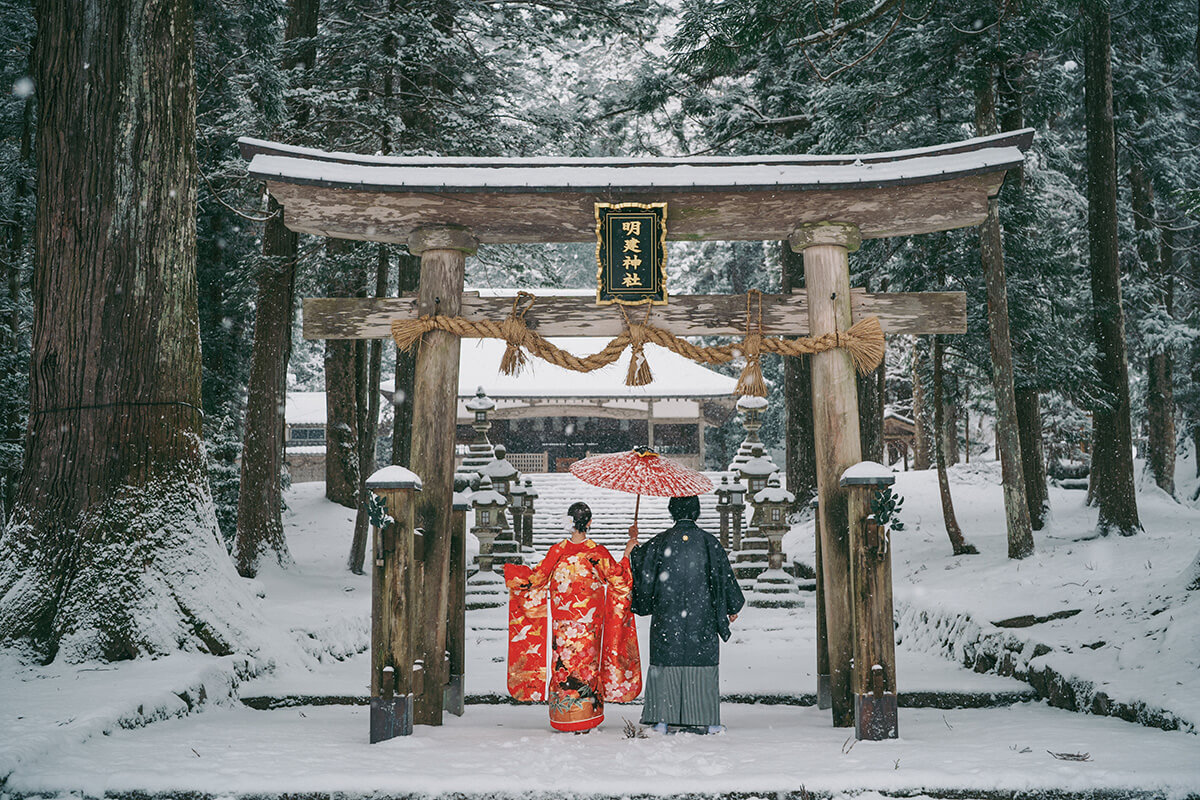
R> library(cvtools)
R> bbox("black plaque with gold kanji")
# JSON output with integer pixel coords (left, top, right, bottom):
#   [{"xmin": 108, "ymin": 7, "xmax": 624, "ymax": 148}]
[{"xmin": 595, "ymin": 202, "xmax": 667, "ymax": 306}]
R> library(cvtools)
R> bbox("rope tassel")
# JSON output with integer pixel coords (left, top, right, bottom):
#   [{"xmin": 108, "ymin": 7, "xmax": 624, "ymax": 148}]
[
  {"xmin": 734, "ymin": 333, "xmax": 768, "ymax": 397},
  {"xmin": 842, "ymin": 316, "xmax": 886, "ymax": 375},
  {"xmin": 623, "ymin": 320, "xmax": 654, "ymax": 387}
]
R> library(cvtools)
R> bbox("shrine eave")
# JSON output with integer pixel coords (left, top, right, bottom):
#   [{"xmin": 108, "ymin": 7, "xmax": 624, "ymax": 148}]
[{"xmin": 239, "ymin": 129, "xmax": 1033, "ymax": 244}]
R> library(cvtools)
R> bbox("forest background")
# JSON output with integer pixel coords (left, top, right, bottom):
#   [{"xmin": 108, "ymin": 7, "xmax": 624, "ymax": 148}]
[{"xmin": 0, "ymin": 0, "xmax": 1197, "ymax": 662}]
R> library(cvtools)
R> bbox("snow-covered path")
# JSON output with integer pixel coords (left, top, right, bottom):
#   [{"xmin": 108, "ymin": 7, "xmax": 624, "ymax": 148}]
[
  {"xmin": 7, "ymin": 702, "xmax": 1199, "ymax": 798},
  {"xmin": 3, "ymin": 460, "xmax": 1199, "ymax": 798}
]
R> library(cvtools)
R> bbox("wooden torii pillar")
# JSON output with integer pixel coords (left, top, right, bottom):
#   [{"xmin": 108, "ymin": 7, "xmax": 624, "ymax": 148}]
[
  {"xmin": 238, "ymin": 129, "xmax": 1031, "ymax": 736},
  {"xmin": 406, "ymin": 225, "xmax": 476, "ymax": 726}
]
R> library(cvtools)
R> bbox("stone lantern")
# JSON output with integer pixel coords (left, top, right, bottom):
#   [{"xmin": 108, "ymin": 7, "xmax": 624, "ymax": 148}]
[
  {"xmin": 483, "ymin": 444, "xmax": 519, "ymax": 500},
  {"xmin": 728, "ymin": 474, "xmax": 747, "ymax": 551},
  {"xmin": 460, "ymin": 386, "xmax": 496, "ymax": 477},
  {"xmin": 508, "ymin": 479, "xmax": 527, "ymax": 551},
  {"xmin": 755, "ymin": 475, "xmax": 794, "ymax": 571},
  {"xmin": 519, "ymin": 477, "xmax": 537, "ymax": 551},
  {"xmin": 465, "ymin": 475, "xmax": 508, "ymax": 610},
  {"xmin": 747, "ymin": 474, "xmax": 803, "ymax": 608},
  {"xmin": 728, "ymin": 394, "xmax": 768, "ymax": 471},
  {"xmin": 732, "ymin": 444, "xmax": 775, "ymax": 584},
  {"xmin": 716, "ymin": 475, "xmax": 733, "ymax": 549},
  {"xmin": 469, "ymin": 475, "xmax": 506, "ymax": 574},
  {"xmin": 738, "ymin": 442, "xmax": 777, "ymax": 497}
]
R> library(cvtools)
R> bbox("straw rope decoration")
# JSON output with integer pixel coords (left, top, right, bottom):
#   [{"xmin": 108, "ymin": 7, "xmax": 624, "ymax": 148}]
[{"xmin": 389, "ymin": 290, "xmax": 885, "ymax": 397}]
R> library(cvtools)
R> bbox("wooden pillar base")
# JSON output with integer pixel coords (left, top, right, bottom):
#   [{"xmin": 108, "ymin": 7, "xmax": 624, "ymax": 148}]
[
  {"xmin": 854, "ymin": 692, "xmax": 898, "ymax": 740},
  {"xmin": 370, "ymin": 693, "xmax": 413, "ymax": 742},
  {"xmin": 443, "ymin": 673, "xmax": 465, "ymax": 717},
  {"xmin": 817, "ymin": 674, "xmax": 832, "ymax": 710}
]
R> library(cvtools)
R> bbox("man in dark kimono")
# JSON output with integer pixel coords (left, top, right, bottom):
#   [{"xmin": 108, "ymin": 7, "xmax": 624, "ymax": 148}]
[{"xmin": 628, "ymin": 495, "xmax": 744, "ymax": 734}]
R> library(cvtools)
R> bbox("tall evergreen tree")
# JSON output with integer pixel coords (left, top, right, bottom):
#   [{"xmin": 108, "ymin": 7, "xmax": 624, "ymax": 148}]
[{"xmin": 0, "ymin": 0, "xmax": 258, "ymax": 661}]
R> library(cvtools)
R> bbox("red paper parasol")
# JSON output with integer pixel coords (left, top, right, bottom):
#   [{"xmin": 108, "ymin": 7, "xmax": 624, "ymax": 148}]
[{"xmin": 569, "ymin": 446, "xmax": 713, "ymax": 525}]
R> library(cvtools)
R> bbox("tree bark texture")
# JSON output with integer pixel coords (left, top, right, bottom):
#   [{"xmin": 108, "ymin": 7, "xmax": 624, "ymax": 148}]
[
  {"xmin": 346, "ymin": 246, "xmax": 390, "ymax": 573},
  {"xmin": 0, "ymin": 0, "xmax": 259, "ymax": 661},
  {"xmin": 1084, "ymin": 1, "xmax": 1142, "ymax": 536},
  {"xmin": 1014, "ymin": 388, "xmax": 1049, "ymax": 531},
  {"xmin": 976, "ymin": 72, "xmax": 1035, "ymax": 558},
  {"xmin": 391, "ymin": 252, "xmax": 420, "ymax": 466},
  {"xmin": 234, "ymin": 200, "xmax": 297, "ymax": 577},
  {"xmin": 324, "ymin": 240, "xmax": 366, "ymax": 508},
  {"xmin": 231, "ymin": 0, "xmax": 317, "ymax": 577},
  {"xmin": 780, "ymin": 243, "xmax": 816, "ymax": 506},
  {"xmin": 858, "ymin": 364, "xmax": 885, "ymax": 464},
  {"xmin": 911, "ymin": 342, "xmax": 931, "ymax": 471},
  {"xmin": 1131, "ymin": 161, "xmax": 1175, "ymax": 497},
  {"xmin": 933, "ymin": 336, "xmax": 976, "ymax": 555},
  {"xmin": 978, "ymin": 195, "xmax": 1035, "ymax": 558},
  {"xmin": 408, "ymin": 233, "xmax": 471, "ymax": 726},
  {"xmin": 793, "ymin": 223, "xmax": 863, "ymax": 729}
]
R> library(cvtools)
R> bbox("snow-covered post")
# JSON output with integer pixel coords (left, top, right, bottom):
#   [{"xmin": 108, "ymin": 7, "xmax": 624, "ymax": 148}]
[
  {"xmin": 839, "ymin": 460, "xmax": 899, "ymax": 741},
  {"xmin": 792, "ymin": 221, "xmax": 864, "ymax": 728},
  {"xmin": 365, "ymin": 465, "xmax": 423, "ymax": 742}
]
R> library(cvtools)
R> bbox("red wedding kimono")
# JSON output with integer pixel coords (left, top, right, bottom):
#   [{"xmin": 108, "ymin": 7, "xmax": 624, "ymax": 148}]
[{"xmin": 504, "ymin": 539, "xmax": 642, "ymax": 731}]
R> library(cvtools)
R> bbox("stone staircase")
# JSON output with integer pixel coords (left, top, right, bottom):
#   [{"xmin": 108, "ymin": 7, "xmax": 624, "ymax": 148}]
[{"xmin": 523, "ymin": 471, "xmax": 728, "ymax": 556}]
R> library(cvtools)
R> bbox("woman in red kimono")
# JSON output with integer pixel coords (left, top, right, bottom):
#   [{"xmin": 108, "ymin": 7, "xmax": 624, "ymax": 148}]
[{"xmin": 505, "ymin": 502, "xmax": 641, "ymax": 732}]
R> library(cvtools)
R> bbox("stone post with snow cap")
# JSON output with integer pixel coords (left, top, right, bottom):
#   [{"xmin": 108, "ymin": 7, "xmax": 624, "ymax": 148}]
[
  {"xmin": 365, "ymin": 465, "xmax": 422, "ymax": 742},
  {"xmin": 839, "ymin": 460, "xmax": 899, "ymax": 741}
]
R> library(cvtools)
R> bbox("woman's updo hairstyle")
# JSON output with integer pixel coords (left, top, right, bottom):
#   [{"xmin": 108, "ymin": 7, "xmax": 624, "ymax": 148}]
[{"xmin": 567, "ymin": 501, "xmax": 592, "ymax": 533}]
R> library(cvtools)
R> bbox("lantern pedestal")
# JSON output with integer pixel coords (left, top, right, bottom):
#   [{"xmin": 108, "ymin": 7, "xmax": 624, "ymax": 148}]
[
  {"xmin": 465, "ymin": 570, "xmax": 506, "ymax": 610},
  {"xmin": 746, "ymin": 568, "xmax": 805, "ymax": 608}
]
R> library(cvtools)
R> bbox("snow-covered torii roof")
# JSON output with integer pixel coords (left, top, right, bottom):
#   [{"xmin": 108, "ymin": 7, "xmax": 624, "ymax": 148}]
[{"xmin": 239, "ymin": 130, "xmax": 1033, "ymax": 244}]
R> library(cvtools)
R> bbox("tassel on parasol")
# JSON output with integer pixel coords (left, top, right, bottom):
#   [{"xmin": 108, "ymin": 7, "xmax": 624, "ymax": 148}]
[{"xmin": 569, "ymin": 446, "xmax": 714, "ymax": 526}]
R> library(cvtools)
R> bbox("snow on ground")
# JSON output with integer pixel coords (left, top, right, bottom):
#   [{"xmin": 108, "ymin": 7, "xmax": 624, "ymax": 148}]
[
  {"xmin": 2, "ymin": 458, "xmax": 1199, "ymax": 797},
  {"xmin": 7, "ymin": 703, "xmax": 1198, "ymax": 798}
]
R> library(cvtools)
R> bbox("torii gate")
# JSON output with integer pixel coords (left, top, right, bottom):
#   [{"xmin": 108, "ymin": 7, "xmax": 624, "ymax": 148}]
[{"xmin": 239, "ymin": 129, "xmax": 1032, "ymax": 742}]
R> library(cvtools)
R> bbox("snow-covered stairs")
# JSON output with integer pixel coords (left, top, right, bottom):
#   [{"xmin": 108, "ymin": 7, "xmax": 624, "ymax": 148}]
[{"xmin": 522, "ymin": 472, "xmax": 726, "ymax": 556}]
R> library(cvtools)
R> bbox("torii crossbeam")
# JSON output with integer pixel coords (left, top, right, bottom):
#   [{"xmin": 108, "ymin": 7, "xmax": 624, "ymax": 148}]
[{"xmin": 240, "ymin": 129, "xmax": 1032, "ymax": 742}]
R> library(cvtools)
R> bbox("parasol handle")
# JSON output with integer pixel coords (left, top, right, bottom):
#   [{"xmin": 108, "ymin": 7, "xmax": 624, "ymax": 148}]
[{"xmin": 634, "ymin": 494, "xmax": 641, "ymax": 527}]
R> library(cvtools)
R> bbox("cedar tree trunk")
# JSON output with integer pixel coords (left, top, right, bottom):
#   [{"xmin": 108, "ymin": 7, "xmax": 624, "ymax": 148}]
[
  {"xmin": 934, "ymin": 336, "xmax": 976, "ymax": 555},
  {"xmin": 391, "ymin": 252, "xmax": 420, "ymax": 466},
  {"xmin": 976, "ymin": 73, "xmax": 1035, "ymax": 559},
  {"xmin": 911, "ymin": 341, "xmax": 931, "ymax": 470},
  {"xmin": 1084, "ymin": 1, "xmax": 1142, "ymax": 535},
  {"xmin": 781, "ymin": 243, "xmax": 816, "ymax": 505},
  {"xmin": 1015, "ymin": 388, "xmax": 1049, "ymax": 530},
  {"xmin": 233, "ymin": 198, "xmax": 297, "ymax": 577},
  {"xmin": 0, "ymin": 0, "xmax": 259, "ymax": 661}
]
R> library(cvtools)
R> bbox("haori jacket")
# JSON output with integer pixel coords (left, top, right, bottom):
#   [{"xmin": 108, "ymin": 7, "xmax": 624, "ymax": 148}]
[{"xmin": 629, "ymin": 519, "xmax": 745, "ymax": 667}]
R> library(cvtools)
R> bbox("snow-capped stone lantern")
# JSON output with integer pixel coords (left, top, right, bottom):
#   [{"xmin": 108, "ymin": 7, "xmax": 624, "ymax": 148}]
[
  {"xmin": 470, "ymin": 475, "xmax": 507, "ymax": 573},
  {"xmin": 738, "ymin": 442, "xmax": 776, "ymax": 496},
  {"xmin": 754, "ymin": 474, "xmax": 794, "ymax": 571},
  {"xmin": 483, "ymin": 444, "xmax": 519, "ymax": 502},
  {"xmin": 728, "ymin": 394, "xmax": 769, "ymax": 471},
  {"xmin": 460, "ymin": 386, "xmax": 497, "ymax": 478}
]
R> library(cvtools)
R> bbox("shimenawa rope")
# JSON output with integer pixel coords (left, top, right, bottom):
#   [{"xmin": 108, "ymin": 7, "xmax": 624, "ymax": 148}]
[{"xmin": 389, "ymin": 292, "xmax": 885, "ymax": 397}]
